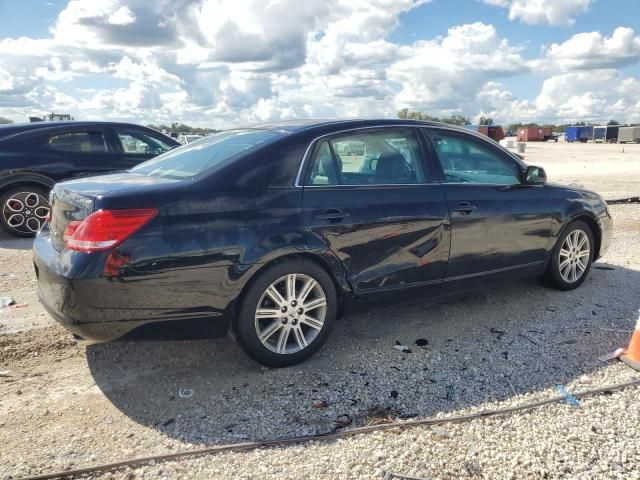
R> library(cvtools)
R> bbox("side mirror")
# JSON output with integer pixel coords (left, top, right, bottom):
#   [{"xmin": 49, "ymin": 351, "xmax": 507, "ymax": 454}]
[{"xmin": 524, "ymin": 165, "xmax": 547, "ymax": 185}]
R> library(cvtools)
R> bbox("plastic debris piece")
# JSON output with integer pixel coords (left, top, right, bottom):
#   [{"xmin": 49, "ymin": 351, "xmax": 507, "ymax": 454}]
[
  {"xmin": 415, "ymin": 338, "xmax": 428, "ymax": 347},
  {"xmin": 555, "ymin": 384, "xmax": 580, "ymax": 407},
  {"xmin": 312, "ymin": 400, "xmax": 328, "ymax": 409},
  {"xmin": 394, "ymin": 345, "xmax": 412, "ymax": 353},
  {"xmin": 0, "ymin": 371, "xmax": 10, "ymax": 377},
  {"xmin": 0, "ymin": 297, "xmax": 16, "ymax": 309},
  {"xmin": 390, "ymin": 390, "xmax": 399, "ymax": 399},
  {"xmin": 598, "ymin": 348, "xmax": 625, "ymax": 362},
  {"xmin": 10, "ymin": 303, "xmax": 28, "ymax": 309},
  {"xmin": 445, "ymin": 385, "xmax": 454, "ymax": 401},
  {"xmin": 178, "ymin": 388, "xmax": 194, "ymax": 398},
  {"xmin": 335, "ymin": 414, "xmax": 352, "ymax": 428}
]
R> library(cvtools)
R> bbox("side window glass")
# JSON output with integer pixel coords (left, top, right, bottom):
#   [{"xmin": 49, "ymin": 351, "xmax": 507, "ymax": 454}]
[
  {"xmin": 118, "ymin": 132, "xmax": 171, "ymax": 155},
  {"xmin": 306, "ymin": 130, "xmax": 425, "ymax": 186},
  {"xmin": 308, "ymin": 141, "xmax": 338, "ymax": 185},
  {"xmin": 429, "ymin": 132, "xmax": 521, "ymax": 185},
  {"xmin": 45, "ymin": 132, "xmax": 108, "ymax": 153}
]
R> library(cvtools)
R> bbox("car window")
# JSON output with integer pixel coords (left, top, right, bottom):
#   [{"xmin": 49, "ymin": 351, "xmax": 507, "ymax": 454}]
[
  {"xmin": 307, "ymin": 129, "xmax": 425, "ymax": 186},
  {"xmin": 428, "ymin": 131, "xmax": 521, "ymax": 185},
  {"xmin": 117, "ymin": 131, "xmax": 173, "ymax": 155},
  {"xmin": 130, "ymin": 129, "xmax": 282, "ymax": 179},
  {"xmin": 44, "ymin": 131, "xmax": 108, "ymax": 153}
]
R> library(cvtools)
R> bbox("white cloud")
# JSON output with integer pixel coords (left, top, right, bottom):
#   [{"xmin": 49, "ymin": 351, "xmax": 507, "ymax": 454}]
[
  {"xmin": 0, "ymin": 0, "xmax": 639, "ymax": 126},
  {"xmin": 483, "ymin": 0, "xmax": 592, "ymax": 26},
  {"xmin": 541, "ymin": 27, "xmax": 640, "ymax": 71},
  {"xmin": 108, "ymin": 6, "xmax": 136, "ymax": 25},
  {"xmin": 390, "ymin": 23, "xmax": 527, "ymax": 110}
]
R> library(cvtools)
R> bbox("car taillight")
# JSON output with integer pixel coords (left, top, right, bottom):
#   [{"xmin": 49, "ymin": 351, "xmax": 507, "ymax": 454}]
[{"xmin": 63, "ymin": 209, "xmax": 158, "ymax": 252}]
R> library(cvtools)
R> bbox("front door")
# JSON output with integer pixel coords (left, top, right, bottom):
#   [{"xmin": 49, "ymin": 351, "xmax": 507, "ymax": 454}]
[
  {"xmin": 301, "ymin": 127, "xmax": 450, "ymax": 293},
  {"xmin": 109, "ymin": 128, "xmax": 174, "ymax": 169},
  {"xmin": 424, "ymin": 129, "xmax": 553, "ymax": 280}
]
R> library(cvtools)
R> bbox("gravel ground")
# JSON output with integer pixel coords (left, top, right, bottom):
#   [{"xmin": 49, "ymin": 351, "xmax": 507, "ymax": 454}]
[{"xmin": 1, "ymin": 142, "xmax": 639, "ymax": 479}]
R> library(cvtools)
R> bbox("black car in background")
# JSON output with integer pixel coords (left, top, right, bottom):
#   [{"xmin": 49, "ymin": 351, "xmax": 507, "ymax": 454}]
[
  {"xmin": 0, "ymin": 121, "xmax": 178, "ymax": 237},
  {"xmin": 33, "ymin": 119, "xmax": 612, "ymax": 366}
]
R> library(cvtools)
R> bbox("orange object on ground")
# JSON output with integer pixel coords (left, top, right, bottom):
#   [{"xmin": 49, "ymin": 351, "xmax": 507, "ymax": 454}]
[{"xmin": 621, "ymin": 313, "xmax": 640, "ymax": 371}]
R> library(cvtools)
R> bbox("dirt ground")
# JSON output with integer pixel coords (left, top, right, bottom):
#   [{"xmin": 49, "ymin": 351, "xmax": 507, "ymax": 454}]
[{"xmin": 1, "ymin": 140, "xmax": 639, "ymax": 479}]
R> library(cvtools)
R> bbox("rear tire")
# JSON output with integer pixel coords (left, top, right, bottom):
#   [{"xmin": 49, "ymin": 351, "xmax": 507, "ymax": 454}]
[
  {"xmin": 543, "ymin": 220, "xmax": 594, "ymax": 291},
  {"xmin": 236, "ymin": 259, "xmax": 337, "ymax": 367},
  {"xmin": 0, "ymin": 186, "xmax": 50, "ymax": 237}
]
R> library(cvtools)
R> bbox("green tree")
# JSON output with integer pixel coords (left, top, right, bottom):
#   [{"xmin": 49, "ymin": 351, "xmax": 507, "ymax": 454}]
[
  {"xmin": 0, "ymin": 117, "xmax": 13, "ymax": 124},
  {"xmin": 440, "ymin": 115, "xmax": 470, "ymax": 126},
  {"xmin": 607, "ymin": 119, "xmax": 620, "ymax": 125},
  {"xmin": 478, "ymin": 116, "xmax": 493, "ymax": 126}
]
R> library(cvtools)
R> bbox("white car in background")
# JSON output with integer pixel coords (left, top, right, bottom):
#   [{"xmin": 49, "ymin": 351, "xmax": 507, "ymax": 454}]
[{"xmin": 178, "ymin": 134, "xmax": 204, "ymax": 145}]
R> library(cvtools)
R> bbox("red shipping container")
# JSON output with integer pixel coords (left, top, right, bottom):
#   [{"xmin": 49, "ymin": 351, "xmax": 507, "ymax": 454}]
[{"xmin": 517, "ymin": 127, "xmax": 552, "ymax": 142}]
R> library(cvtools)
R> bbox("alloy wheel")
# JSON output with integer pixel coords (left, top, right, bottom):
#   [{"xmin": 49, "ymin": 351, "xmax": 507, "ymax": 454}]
[
  {"xmin": 2, "ymin": 191, "xmax": 50, "ymax": 235},
  {"xmin": 558, "ymin": 229, "xmax": 590, "ymax": 283},
  {"xmin": 254, "ymin": 273, "xmax": 327, "ymax": 355}
]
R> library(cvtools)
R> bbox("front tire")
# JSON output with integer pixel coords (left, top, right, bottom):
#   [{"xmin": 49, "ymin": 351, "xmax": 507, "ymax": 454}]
[
  {"xmin": 543, "ymin": 220, "xmax": 594, "ymax": 290},
  {"xmin": 0, "ymin": 186, "xmax": 50, "ymax": 237},
  {"xmin": 236, "ymin": 259, "xmax": 337, "ymax": 367}
]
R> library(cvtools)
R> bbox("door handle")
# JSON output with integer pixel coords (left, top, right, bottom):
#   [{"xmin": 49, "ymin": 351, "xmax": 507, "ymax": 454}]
[
  {"xmin": 316, "ymin": 209, "xmax": 350, "ymax": 223},
  {"xmin": 453, "ymin": 202, "xmax": 477, "ymax": 215}
]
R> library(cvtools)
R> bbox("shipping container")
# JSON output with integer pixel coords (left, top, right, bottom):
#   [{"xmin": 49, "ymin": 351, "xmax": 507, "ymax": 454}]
[
  {"xmin": 516, "ymin": 127, "xmax": 553, "ymax": 142},
  {"xmin": 565, "ymin": 126, "xmax": 594, "ymax": 142},
  {"xmin": 618, "ymin": 126, "xmax": 640, "ymax": 143},
  {"xmin": 593, "ymin": 126, "xmax": 606, "ymax": 142},
  {"xmin": 463, "ymin": 125, "xmax": 504, "ymax": 141},
  {"xmin": 606, "ymin": 125, "xmax": 619, "ymax": 142}
]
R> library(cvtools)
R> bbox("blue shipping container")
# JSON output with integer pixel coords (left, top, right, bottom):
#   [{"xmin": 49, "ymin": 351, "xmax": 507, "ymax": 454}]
[{"xmin": 566, "ymin": 126, "xmax": 594, "ymax": 142}]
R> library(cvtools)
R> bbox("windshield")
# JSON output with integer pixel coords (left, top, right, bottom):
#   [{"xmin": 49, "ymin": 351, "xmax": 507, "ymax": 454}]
[{"xmin": 131, "ymin": 129, "xmax": 283, "ymax": 178}]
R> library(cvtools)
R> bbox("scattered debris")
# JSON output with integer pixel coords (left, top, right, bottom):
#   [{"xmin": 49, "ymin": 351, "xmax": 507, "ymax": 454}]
[
  {"xmin": 382, "ymin": 471, "xmax": 427, "ymax": 480},
  {"xmin": 445, "ymin": 385, "xmax": 454, "ymax": 401},
  {"xmin": 490, "ymin": 327, "xmax": 505, "ymax": 340},
  {"xmin": 432, "ymin": 427, "xmax": 451, "ymax": 440},
  {"xmin": 390, "ymin": 390, "xmax": 399, "ymax": 399},
  {"xmin": 555, "ymin": 385, "xmax": 580, "ymax": 407},
  {"xmin": 178, "ymin": 388, "xmax": 194, "ymax": 399},
  {"xmin": 0, "ymin": 297, "xmax": 16, "ymax": 309},
  {"xmin": 394, "ymin": 344, "xmax": 412, "ymax": 353},
  {"xmin": 464, "ymin": 460, "xmax": 483, "ymax": 476},
  {"xmin": 161, "ymin": 418, "xmax": 175, "ymax": 427},
  {"xmin": 415, "ymin": 338, "xmax": 428, "ymax": 347},
  {"xmin": 598, "ymin": 348, "xmax": 625, "ymax": 362},
  {"xmin": 334, "ymin": 414, "xmax": 352, "ymax": 428},
  {"xmin": 518, "ymin": 333, "xmax": 539, "ymax": 347},
  {"xmin": 506, "ymin": 378, "xmax": 517, "ymax": 396},
  {"xmin": 594, "ymin": 265, "xmax": 615, "ymax": 271},
  {"xmin": 0, "ymin": 370, "xmax": 10, "ymax": 377},
  {"xmin": 312, "ymin": 400, "xmax": 328, "ymax": 410}
]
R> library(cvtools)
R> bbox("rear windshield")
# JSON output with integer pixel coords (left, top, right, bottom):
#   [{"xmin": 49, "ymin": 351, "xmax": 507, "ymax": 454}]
[{"xmin": 130, "ymin": 129, "xmax": 282, "ymax": 178}]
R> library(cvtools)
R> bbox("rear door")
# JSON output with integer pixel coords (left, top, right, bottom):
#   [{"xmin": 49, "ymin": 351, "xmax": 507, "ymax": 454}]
[
  {"xmin": 423, "ymin": 128, "xmax": 553, "ymax": 280},
  {"xmin": 109, "ymin": 127, "xmax": 175, "ymax": 169},
  {"xmin": 35, "ymin": 127, "xmax": 118, "ymax": 179},
  {"xmin": 301, "ymin": 127, "xmax": 450, "ymax": 293}
]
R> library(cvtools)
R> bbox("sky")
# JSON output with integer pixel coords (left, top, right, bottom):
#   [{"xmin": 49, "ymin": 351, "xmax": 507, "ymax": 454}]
[{"xmin": 0, "ymin": 0, "xmax": 639, "ymax": 128}]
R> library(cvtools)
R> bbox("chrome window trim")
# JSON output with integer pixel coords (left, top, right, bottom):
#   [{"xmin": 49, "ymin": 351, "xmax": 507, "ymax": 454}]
[{"xmin": 293, "ymin": 123, "xmax": 525, "ymax": 188}]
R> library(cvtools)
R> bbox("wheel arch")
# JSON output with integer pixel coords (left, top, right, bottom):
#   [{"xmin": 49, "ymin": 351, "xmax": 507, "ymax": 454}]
[
  {"xmin": 226, "ymin": 251, "xmax": 351, "ymax": 340},
  {"xmin": 557, "ymin": 212, "xmax": 602, "ymax": 260},
  {"xmin": 0, "ymin": 173, "xmax": 55, "ymax": 197}
]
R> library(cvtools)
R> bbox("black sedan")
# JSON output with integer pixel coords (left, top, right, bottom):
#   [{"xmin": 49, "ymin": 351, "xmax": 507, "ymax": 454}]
[
  {"xmin": 33, "ymin": 119, "xmax": 612, "ymax": 366},
  {"xmin": 0, "ymin": 121, "xmax": 178, "ymax": 237}
]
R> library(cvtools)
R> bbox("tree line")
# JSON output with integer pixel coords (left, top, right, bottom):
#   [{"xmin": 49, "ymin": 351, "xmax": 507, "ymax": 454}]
[{"xmin": 397, "ymin": 109, "xmax": 639, "ymax": 130}]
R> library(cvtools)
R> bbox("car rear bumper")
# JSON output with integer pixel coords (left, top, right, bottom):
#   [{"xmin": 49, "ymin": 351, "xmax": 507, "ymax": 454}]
[{"xmin": 33, "ymin": 231, "xmax": 231, "ymax": 342}]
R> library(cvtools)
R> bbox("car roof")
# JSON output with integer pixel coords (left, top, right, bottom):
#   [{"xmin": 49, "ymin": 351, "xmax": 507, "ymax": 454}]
[
  {"xmin": 246, "ymin": 118, "xmax": 462, "ymax": 134},
  {"xmin": 0, "ymin": 121, "xmax": 178, "ymax": 143}
]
